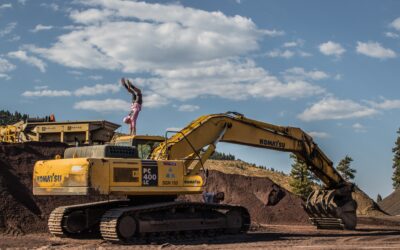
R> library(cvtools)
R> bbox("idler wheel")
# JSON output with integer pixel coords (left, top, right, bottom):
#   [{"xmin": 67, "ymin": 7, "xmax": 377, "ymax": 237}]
[
  {"xmin": 225, "ymin": 209, "xmax": 243, "ymax": 234},
  {"xmin": 64, "ymin": 211, "xmax": 86, "ymax": 234},
  {"xmin": 117, "ymin": 215, "xmax": 137, "ymax": 240}
]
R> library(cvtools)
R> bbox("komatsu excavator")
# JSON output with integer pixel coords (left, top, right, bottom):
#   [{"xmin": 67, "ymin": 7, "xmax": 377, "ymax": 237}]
[{"xmin": 33, "ymin": 112, "xmax": 357, "ymax": 243}]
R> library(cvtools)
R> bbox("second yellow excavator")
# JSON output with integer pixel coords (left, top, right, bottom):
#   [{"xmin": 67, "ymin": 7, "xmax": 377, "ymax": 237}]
[{"xmin": 33, "ymin": 112, "xmax": 357, "ymax": 243}]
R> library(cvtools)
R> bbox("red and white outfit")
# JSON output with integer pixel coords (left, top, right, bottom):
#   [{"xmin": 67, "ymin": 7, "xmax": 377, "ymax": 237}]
[
  {"xmin": 121, "ymin": 79, "xmax": 142, "ymax": 135},
  {"xmin": 123, "ymin": 102, "xmax": 142, "ymax": 131}
]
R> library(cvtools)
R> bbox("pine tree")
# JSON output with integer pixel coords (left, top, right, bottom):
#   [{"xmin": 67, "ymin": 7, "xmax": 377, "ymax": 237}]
[
  {"xmin": 210, "ymin": 151, "xmax": 235, "ymax": 160},
  {"xmin": 376, "ymin": 194, "xmax": 382, "ymax": 203},
  {"xmin": 289, "ymin": 154, "xmax": 314, "ymax": 200},
  {"xmin": 392, "ymin": 128, "xmax": 400, "ymax": 189},
  {"xmin": 336, "ymin": 155, "xmax": 356, "ymax": 181},
  {"xmin": 0, "ymin": 110, "xmax": 28, "ymax": 125}
]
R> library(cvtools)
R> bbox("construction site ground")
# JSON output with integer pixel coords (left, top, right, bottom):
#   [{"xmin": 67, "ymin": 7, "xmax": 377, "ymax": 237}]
[
  {"xmin": 2, "ymin": 217, "xmax": 400, "ymax": 249},
  {"xmin": 0, "ymin": 142, "xmax": 396, "ymax": 249}
]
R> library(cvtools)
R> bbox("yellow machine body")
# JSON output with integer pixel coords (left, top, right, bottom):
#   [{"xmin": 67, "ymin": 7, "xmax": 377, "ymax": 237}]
[{"xmin": 33, "ymin": 158, "xmax": 203, "ymax": 196}]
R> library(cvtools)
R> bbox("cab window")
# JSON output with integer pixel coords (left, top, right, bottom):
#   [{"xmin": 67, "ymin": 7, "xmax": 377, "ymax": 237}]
[{"xmin": 136, "ymin": 140, "xmax": 161, "ymax": 159}]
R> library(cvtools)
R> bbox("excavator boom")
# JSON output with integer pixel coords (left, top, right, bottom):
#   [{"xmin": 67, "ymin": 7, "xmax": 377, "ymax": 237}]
[{"xmin": 151, "ymin": 112, "xmax": 356, "ymax": 229}]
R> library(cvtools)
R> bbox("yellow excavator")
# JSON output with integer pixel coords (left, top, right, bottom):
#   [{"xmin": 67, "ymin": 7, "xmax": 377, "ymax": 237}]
[{"xmin": 33, "ymin": 112, "xmax": 356, "ymax": 243}]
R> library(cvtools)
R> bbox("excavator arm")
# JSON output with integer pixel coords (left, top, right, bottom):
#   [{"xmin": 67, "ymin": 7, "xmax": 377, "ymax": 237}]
[{"xmin": 151, "ymin": 112, "xmax": 357, "ymax": 229}]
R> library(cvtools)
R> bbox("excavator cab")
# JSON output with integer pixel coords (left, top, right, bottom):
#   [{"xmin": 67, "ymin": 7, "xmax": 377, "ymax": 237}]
[{"xmin": 113, "ymin": 135, "xmax": 165, "ymax": 159}]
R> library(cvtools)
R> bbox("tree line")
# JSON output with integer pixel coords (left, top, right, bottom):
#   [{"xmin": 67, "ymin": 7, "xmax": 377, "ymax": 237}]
[{"xmin": 0, "ymin": 110, "xmax": 28, "ymax": 126}]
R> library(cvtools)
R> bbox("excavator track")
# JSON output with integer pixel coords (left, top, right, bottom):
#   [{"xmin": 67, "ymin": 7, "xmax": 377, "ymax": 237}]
[
  {"xmin": 48, "ymin": 206, "xmax": 68, "ymax": 237},
  {"xmin": 48, "ymin": 200, "xmax": 129, "ymax": 238},
  {"xmin": 100, "ymin": 201, "xmax": 250, "ymax": 244}
]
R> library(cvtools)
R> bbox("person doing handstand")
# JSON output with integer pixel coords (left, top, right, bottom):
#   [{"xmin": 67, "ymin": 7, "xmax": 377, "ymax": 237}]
[{"xmin": 121, "ymin": 78, "xmax": 142, "ymax": 135}]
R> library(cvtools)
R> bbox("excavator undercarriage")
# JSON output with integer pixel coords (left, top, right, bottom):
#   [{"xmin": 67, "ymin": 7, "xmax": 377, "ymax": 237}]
[{"xmin": 48, "ymin": 197, "xmax": 250, "ymax": 243}]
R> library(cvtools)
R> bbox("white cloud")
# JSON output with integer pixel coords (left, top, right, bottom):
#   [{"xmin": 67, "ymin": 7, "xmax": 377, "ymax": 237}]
[
  {"xmin": 0, "ymin": 73, "xmax": 11, "ymax": 80},
  {"xmin": 266, "ymin": 49, "xmax": 294, "ymax": 59},
  {"xmin": 0, "ymin": 22, "xmax": 17, "ymax": 37},
  {"xmin": 263, "ymin": 29, "xmax": 285, "ymax": 37},
  {"xmin": 26, "ymin": 0, "xmax": 325, "ymax": 106},
  {"xmin": 298, "ymin": 51, "xmax": 312, "ymax": 57},
  {"xmin": 334, "ymin": 74, "xmax": 342, "ymax": 80},
  {"xmin": 390, "ymin": 17, "xmax": 400, "ymax": 31},
  {"xmin": 40, "ymin": 3, "xmax": 59, "ymax": 11},
  {"xmin": 22, "ymin": 90, "xmax": 71, "ymax": 97},
  {"xmin": 23, "ymin": 84, "xmax": 121, "ymax": 98},
  {"xmin": 249, "ymin": 80, "xmax": 324, "ymax": 100},
  {"xmin": 352, "ymin": 123, "xmax": 367, "ymax": 133},
  {"xmin": 18, "ymin": 0, "xmax": 27, "ymax": 5},
  {"xmin": 74, "ymin": 84, "xmax": 120, "ymax": 96},
  {"xmin": 136, "ymin": 59, "xmax": 325, "ymax": 102},
  {"xmin": 143, "ymin": 92, "xmax": 170, "ymax": 108},
  {"xmin": 74, "ymin": 95, "xmax": 169, "ymax": 112},
  {"xmin": 266, "ymin": 49, "xmax": 311, "ymax": 59},
  {"xmin": 74, "ymin": 99, "xmax": 130, "ymax": 112},
  {"xmin": 88, "ymin": 75, "xmax": 103, "ymax": 80},
  {"xmin": 8, "ymin": 35, "xmax": 20, "ymax": 42},
  {"xmin": 30, "ymin": 0, "xmax": 273, "ymax": 72},
  {"xmin": 70, "ymin": 8, "xmax": 115, "ymax": 24},
  {"xmin": 385, "ymin": 32, "xmax": 399, "ymax": 38},
  {"xmin": 370, "ymin": 99, "xmax": 400, "ymax": 110},
  {"xmin": 0, "ymin": 58, "xmax": 16, "ymax": 72},
  {"xmin": 8, "ymin": 50, "xmax": 47, "ymax": 72},
  {"xmin": 178, "ymin": 104, "xmax": 200, "ymax": 112},
  {"xmin": 298, "ymin": 97, "xmax": 378, "ymax": 121},
  {"xmin": 283, "ymin": 42, "xmax": 297, "ymax": 48},
  {"xmin": 308, "ymin": 131, "xmax": 330, "ymax": 139},
  {"xmin": 356, "ymin": 41, "xmax": 396, "ymax": 59},
  {"xmin": 319, "ymin": 41, "xmax": 345, "ymax": 57},
  {"xmin": 283, "ymin": 39, "xmax": 304, "ymax": 48},
  {"xmin": 0, "ymin": 3, "xmax": 12, "ymax": 9},
  {"xmin": 68, "ymin": 70, "xmax": 83, "ymax": 75},
  {"xmin": 0, "ymin": 58, "xmax": 16, "ymax": 80},
  {"xmin": 31, "ymin": 24, "xmax": 53, "ymax": 33},
  {"xmin": 282, "ymin": 67, "xmax": 329, "ymax": 81}
]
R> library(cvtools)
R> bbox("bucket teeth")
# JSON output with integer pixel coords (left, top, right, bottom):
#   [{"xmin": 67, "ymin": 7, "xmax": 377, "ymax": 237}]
[{"xmin": 305, "ymin": 188, "xmax": 357, "ymax": 230}]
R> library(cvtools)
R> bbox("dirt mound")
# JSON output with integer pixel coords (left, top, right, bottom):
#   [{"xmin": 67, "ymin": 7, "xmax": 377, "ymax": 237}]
[
  {"xmin": 378, "ymin": 189, "xmax": 400, "ymax": 215},
  {"xmin": 204, "ymin": 160, "xmax": 291, "ymax": 191},
  {"xmin": 0, "ymin": 142, "xmax": 105, "ymax": 235},
  {"xmin": 184, "ymin": 170, "xmax": 309, "ymax": 225},
  {"xmin": 352, "ymin": 186, "xmax": 388, "ymax": 216},
  {"xmin": 205, "ymin": 160, "xmax": 386, "ymax": 217}
]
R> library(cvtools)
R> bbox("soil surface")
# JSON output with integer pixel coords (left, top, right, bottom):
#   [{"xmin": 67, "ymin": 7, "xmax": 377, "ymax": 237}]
[
  {"xmin": 1, "ymin": 217, "xmax": 400, "ymax": 249},
  {"xmin": 0, "ymin": 142, "xmax": 107, "ymax": 235},
  {"xmin": 0, "ymin": 142, "xmax": 307, "ymax": 236},
  {"xmin": 379, "ymin": 189, "xmax": 400, "ymax": 215},
  {"xmin": 0, "ymin": 142, "xmax": 388, "ymax": 239},
  {"xmin": 184, "ymin": 170, "xmax": 309, "ymax": 225}
]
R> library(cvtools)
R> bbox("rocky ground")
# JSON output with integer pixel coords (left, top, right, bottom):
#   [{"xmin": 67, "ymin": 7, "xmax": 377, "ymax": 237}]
[
  {"xmin": 0, "ymin": 142, "xmax": 395, "ymax": 249},
  {"xmin": 2, "ymin": 217, "xmax": 400, "ymax": 249}
]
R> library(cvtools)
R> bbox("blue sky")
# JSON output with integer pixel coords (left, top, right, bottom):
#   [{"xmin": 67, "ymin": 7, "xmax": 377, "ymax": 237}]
[{"xmin": 1, "ymin": 0, "xmax": 400, "ymax": 199}]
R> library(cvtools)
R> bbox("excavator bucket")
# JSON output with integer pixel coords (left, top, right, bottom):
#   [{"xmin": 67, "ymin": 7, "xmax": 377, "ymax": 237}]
[{"xmin": 304, "ymin": 186, "xmax": 357, "ymax": 230}]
